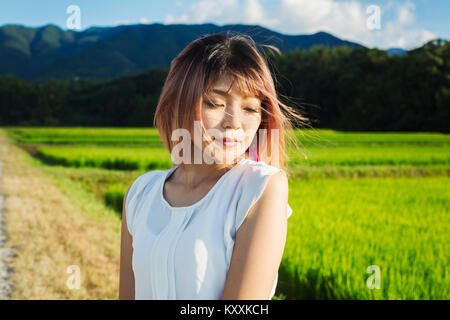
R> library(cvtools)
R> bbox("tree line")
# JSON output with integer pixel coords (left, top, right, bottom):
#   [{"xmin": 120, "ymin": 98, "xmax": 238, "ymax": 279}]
[{"xmin": 0, "ymin": 39, "xmax": 448, "ymax": 132}]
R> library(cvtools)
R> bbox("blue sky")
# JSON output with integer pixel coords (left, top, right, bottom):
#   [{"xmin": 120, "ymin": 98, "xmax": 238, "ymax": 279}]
[{"xmin": 0, "ymin": 0, "xmax": 448, "ymax": 49}]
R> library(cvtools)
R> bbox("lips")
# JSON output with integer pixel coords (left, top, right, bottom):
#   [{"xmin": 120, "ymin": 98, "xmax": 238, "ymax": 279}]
[{"xmin": 222, "ymin": 137, "xmax": 240, "ymax": 147}]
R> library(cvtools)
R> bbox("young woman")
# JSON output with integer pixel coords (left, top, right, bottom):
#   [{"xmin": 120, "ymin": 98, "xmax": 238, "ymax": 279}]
[{"xmin": 119, "ymin": 32, "xmax": 308, "ymax": 300}]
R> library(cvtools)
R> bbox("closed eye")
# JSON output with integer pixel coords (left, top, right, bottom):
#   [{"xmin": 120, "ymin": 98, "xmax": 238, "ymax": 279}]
[
  {"xmin": 206, "ymin": 102, "xmax": 224, "ymax": 108},
  {"xmin": 244, "ymin": 107, "xmax": 259, "ymax": 113},
  {"xmin": 205, "ymin": 101, "xmax": 259, "ymax": 113}
]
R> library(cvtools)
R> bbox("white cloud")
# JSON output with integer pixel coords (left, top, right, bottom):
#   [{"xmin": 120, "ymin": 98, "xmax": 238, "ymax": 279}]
[
  {"xmin": 275, "ymin": 0, "xmax": 368, "ymax": 39},
  {"xmin": 164, "ymin": 0, "xmax": 278, "ymax": 27},
  {"xmin": 163, "ymin": 0, "xmax": 437, "ymax": 50},
  {"xmin": 396, "ymin": 0, "xmax": 415, "ymax": 25},
  {"xmin": 140, "ymin": 17, "xmax": 150, "ymax": 24},
  {"xmin": 166, "ymin": 0, "xmax": 240, "ymax": 24},
  {"xmin": 357, "ymin": 0, "xmax": 436, "ymax": 49}
]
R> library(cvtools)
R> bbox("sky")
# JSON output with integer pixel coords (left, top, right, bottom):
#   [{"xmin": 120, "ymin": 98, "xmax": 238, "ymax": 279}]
[{"xmin": 0, "ymin": 0, "xmax": 448, "ymax": 50}]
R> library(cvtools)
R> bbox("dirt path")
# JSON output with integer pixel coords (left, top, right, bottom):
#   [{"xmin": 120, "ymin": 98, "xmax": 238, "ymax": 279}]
[
  {"xmin": 0, "ymin": 160, "xmax": 15, "ymax": 300},
  {"xmin": 0, "ymin": 131, "xmax": 121, "ymax": 299}
]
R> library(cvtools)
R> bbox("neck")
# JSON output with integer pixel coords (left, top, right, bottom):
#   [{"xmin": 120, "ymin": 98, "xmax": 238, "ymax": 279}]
[{"xmin": 173, "ymin": 157, "xmax": 243, "ymax": 189}]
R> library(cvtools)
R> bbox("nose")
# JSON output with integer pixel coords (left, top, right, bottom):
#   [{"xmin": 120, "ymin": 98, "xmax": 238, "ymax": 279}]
[{"xmin": 222, "ymin": 104, "xmax": 242, "ymax": 130}]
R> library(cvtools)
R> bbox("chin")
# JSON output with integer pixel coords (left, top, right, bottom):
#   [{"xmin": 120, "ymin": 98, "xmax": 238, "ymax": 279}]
[
  {"xmin": 203, "ymin": 143, "xmax": 244, "ymax": 164},
  {"xmin": 208, "ymin": 150, "xmax": 245, "ymax": 165}
]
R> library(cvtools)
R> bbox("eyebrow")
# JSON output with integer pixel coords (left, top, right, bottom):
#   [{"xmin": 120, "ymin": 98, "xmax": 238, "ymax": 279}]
[{"xmin": 211, "ymin": 88, "xmax": 258, "ymax": 100}]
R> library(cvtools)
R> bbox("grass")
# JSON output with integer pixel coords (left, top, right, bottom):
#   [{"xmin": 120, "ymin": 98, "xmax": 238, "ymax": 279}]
[
  {"xmin": 105, "ymin": 185, "xmax": 129, "ymax": 213},
  {"xmin": 278, "ymin": 177, "xmax": 449, "ymax": 299},
  {"xmin": 288, "ymin": 145, "xmax": 450, "ymax": 167},
  {"xmin": 7, "ymin": 127, "xmax": 163, "ymax": 146},
  {"xmin": 7, "ymin": 126, "xmax": 450, "ymax": 146},
  {"xmin": 0, "ymin": 131, "xmax": 122, "ymax": 299},
  {"xmin": 34, "ymin": 146, "xmax": 172, "ymax": 170},
  {"xmin": 1, "ymin": 126, "xmax": 449, "ymax": 300},
  {"xmin": 8, "ymin": 127, "xmax": 450, "ymax": 176}
]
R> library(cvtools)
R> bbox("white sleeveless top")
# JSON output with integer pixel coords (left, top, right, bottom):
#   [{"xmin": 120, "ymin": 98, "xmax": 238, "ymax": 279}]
[{"xmin": 125, "ymin": 158, "xmax": 293, "ymax": 300}]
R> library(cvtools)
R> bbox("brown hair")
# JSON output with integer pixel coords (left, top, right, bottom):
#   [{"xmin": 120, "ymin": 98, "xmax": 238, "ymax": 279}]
[{"xmin": 154, "ymin": 31, "xmax": 310, "ymax": 169}]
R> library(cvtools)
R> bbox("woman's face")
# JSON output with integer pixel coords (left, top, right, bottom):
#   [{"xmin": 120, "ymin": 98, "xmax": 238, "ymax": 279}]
[{"xmin": 199, "ymin": 74, "xmax": 262, "ymax": 164}]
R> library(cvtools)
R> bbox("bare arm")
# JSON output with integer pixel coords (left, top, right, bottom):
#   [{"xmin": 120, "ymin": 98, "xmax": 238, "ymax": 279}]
[
  {"xmin": 221, "ymin": 171, "xmax": 289, "ymax": 300},
  {"xmin": 119, "ymin": 187, "xmax": 135, "ymax": 300}
]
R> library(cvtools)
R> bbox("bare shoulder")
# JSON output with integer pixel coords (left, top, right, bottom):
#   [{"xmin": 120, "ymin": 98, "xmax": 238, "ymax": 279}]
[
  {"xmin": 122, "ymin": 186, "xmax": 132, "ymax": 227},
  {"xmin": 242, "ymin": 160, "xmax": 289, "ymax": 201},
  {"xmin": 122, "ymin": 185, "xmax": 131, "ymax": 210},
  {"xmin": 258, "ymin": 170, "xmax": 288, "ymax": 207},
  {"xmin": 265, "ymin": 170, "xmax": 288, "ymax": 194},
  {"xmin": 222, "ymin": 169, "xmax": 288, "ymax": 299},
  {"xmin": 246, "ymin": 169, "xmax": 289, "ymax": 222},
  {"xmin": 124, "ymin": 185, "xmax": 131, "ymax": 201}
]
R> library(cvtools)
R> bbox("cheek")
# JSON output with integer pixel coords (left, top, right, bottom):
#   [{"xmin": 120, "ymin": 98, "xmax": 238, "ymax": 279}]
[
  {"xmin": 243, "ymin": 115, "xmax": 261, "ymax": 139},
  {"xmin": 201, "ymin": 108, "xmax": 223, "ymax": 130}
]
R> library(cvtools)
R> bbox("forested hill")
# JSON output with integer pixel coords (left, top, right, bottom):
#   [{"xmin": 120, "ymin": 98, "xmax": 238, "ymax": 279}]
[
  {"xmin": 0, "ymin": 39, "xmax": 448, "ymax": 132},
  {"xmin": 0, "ymin": 23, "xmax": 363, "ymax": 82}
]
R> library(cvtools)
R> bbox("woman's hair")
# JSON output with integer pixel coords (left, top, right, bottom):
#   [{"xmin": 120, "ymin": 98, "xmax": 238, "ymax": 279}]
[{"xmin": 154, "ymin": 31, "xmax": 310, "ymax": 169}]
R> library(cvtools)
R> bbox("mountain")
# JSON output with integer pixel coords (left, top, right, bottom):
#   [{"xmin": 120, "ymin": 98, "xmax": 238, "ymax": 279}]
[
  {"xmin": 0, "ymin": 23, "xmax": 364, "ymax": 82},
  {"xmin": 387, "ymin": 48, "xmax": 407, "ymax": 56}
]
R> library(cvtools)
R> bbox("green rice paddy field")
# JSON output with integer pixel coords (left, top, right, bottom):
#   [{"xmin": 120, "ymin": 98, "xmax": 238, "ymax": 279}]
[{"xmin": 5, "ymin": 127, "xmax": 450, "ymax": 299}]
